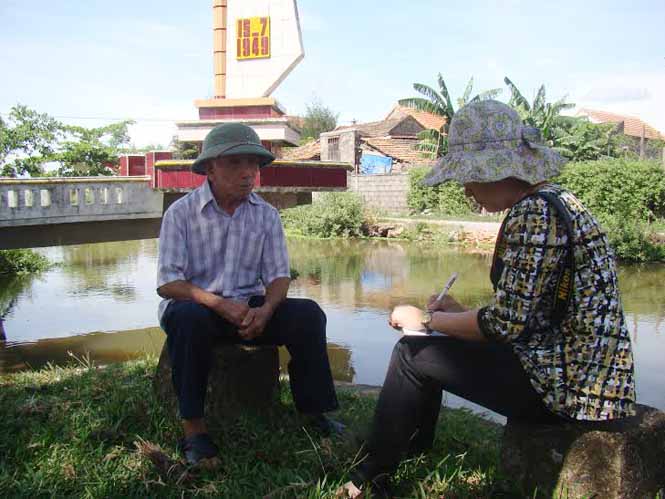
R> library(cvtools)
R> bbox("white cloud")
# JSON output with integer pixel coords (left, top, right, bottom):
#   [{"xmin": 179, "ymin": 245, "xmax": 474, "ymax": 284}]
[{"xmin": 582, "ymin": 87, "xmax": 651, "ymax": 103}]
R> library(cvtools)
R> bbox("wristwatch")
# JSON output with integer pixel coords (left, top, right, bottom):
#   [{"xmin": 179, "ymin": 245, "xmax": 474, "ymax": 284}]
[{"xmin": 421, "ymin": 311, "xmax": 433, "ymax": 332}]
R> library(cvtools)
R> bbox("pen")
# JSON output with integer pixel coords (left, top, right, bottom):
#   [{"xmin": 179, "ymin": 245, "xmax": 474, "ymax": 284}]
[{"xmin": 431, "ymin": 272, "xmax": 458, "ymax": 309}]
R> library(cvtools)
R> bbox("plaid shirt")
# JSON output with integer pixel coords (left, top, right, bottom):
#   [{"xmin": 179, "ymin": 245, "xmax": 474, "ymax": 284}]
[
  {"xmin": 157, "ymin": 180, "xmax": 290, "ymax": 322},
  {"xmin": 478, "ymin": 185, "xmax": 636, "ymax": 420}
]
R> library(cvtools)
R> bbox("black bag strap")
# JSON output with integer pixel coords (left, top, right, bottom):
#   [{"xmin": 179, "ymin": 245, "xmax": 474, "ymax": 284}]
[{"xmin": 490, "ymin": 190, "xmax": 576, "ymax": 327}]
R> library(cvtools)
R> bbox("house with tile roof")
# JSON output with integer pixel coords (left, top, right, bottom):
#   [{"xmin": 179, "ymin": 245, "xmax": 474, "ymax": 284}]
[
  {"xmin": 279, "ymin": 104, "xmax": 446, "ymax": 172},
  {"xmin": 279, "ymin": 138, "xmax": 321, "ymax": 161},
  {"xmin": 315, "ymin": 114, "xmax": 433, "ymax": 174},
  {"xmin": 575, "ymin": 108, "xmax": 663, "ymax": 141},
  {"xmin": 385, "ymin": 105, "xmax": 447, "ymax": 131},
  {"xmin": 575, "ymin": 108, "xmax": 664, "ymax": 160}
]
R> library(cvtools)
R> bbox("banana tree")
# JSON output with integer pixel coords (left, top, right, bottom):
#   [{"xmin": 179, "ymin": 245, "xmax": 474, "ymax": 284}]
[
  {"xmin": 399, "ymin": 74, "xmax": 501, "ymax": 159},
  {"xmin": 504, "ymin": 77, "xmax": 575, "ymax": 145}
]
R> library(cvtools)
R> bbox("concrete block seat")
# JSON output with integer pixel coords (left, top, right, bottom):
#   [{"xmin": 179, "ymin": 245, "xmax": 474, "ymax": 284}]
[
  {"xmin": 500, "ymin": 404, "xmax": 665, "ymax": 498},
  {"xmin": 153, "ymin": 342, "xmax": 280, "ymax": 423}
]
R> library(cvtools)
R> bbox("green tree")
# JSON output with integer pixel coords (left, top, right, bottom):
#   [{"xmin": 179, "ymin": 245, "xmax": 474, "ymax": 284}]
[
  {"xmin": 399, "ymin": 75, "xmax": 501, "ymax": 159},
  {"xmin": 553, "ymin": 117, "xmax": 631, "ymax": 161},
  {"xmin": 170, "ymin": 137, "xmax": 199, "ymax": 159},
  {"xmin": 300, "ymin": 99, "xmax": 338, "ymax": 142},
  {"xmin": 54, "ymin": 120, "xmax": 134, "ymax": 177},
  {"xmin": 0, "ymin": 105, "xmax": 63, "ymax": 177}
]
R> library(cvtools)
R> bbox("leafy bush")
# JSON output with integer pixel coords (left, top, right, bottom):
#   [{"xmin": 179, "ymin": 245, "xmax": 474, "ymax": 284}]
[
  {"xmin": 555, "ymin": 159, "xmax": 665, "ymax": 262},
  {"xmin": 407, "ymin": 166, "xmax": 475, "ymax": 215},
  {"xmin": 556, "ymin": 159, "xmax": 665, "ymax": 221},
  {"xmin": 281, "ymin": 192, "xmax": 365, "ymax": 238},
  {"xmin": 0, "ymin": 249, "xmax": 50, "ymax": 275},
  {"xmin": 597, "ymin": 215, "xmax": 665, "ymax": 263}
]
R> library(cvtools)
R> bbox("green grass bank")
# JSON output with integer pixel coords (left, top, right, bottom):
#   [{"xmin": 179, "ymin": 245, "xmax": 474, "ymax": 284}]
[{"xmin": 0, "ymin": 356, "xmax": 520, "ymax": 498}]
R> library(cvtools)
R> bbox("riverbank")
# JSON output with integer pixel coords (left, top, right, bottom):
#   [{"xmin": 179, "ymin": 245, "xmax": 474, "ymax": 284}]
[
  {"xmin": 368, "ymin": 216, "xmax": 499, "ymax": 251},
  {"xmin": 0, "ymin": 356, "xmax": 523, "ymax": 498}
]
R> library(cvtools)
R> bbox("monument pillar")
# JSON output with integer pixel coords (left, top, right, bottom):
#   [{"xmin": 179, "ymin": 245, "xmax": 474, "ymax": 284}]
[{"xmin": 213, "ymin": 0, "xmax": 227, "ymax": 99}]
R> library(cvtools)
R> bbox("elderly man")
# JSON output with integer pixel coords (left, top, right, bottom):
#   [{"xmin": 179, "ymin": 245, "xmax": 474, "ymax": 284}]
[{"xmin": 157, "ymin": 123, "xmax": 342, "ymax": 465}]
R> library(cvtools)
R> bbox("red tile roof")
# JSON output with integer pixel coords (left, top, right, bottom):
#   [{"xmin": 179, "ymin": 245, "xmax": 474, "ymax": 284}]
[
  {"xmin": 334, "ymin": 115, "xmax": 424, "ymax": 138},
  {"xmin": 334, "ymin": 117, "xmax": 405, "ymax": 137},
  {"xmin": 362, "ymin": 137, "xmax": 433, "ymax": 165},
  {"xmin": 385, "ymin": 105, "xmax": 447, "ymax": 131},
  {"xmin": 576, "ymin": 108, "xmax": 663, "ymax": 140},
  {"xmin": 278, "ymin": 139, "xmax": 320, "ymax": 161},
  {"xmin": 286, "ymin": 115, "xmax": 305, "ymax": 131}
]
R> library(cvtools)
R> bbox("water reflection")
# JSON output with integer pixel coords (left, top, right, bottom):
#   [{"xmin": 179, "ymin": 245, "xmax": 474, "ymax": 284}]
[
  {"xmin": 0, "ymin": 326, "xmax": 355, "ymax": 383},
  {"xmin": 0, "ymin": 275, "xmax": 38, "ymax": 341},
  {"xmin": 287, "ymin": 238, "xmax": 495, "ymax": 311},
  {"xmin": 1, "ymin": 238, "xmax": 664, "ymax": 412}
]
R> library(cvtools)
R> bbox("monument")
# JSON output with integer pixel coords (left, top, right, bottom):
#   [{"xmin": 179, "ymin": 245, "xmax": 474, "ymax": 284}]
[
  {"xmin": 116, "ymin": 0, "xmax": 350, "ymax": 211},
  {"xmin": 175, "ymin": 0, "xmax": 305, "ymax": 156}
]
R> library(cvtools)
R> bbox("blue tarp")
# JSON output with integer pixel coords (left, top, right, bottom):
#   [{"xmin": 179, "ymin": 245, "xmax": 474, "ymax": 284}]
[{"xmin": 360, "ymin": 153, "xmax": 392, "ymax": 175}]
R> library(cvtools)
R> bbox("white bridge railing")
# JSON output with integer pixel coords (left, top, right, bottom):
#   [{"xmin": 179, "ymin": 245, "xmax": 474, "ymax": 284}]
[{"xmin": 0, "ymin": 177, "xmax": 164, "ymax": 228}]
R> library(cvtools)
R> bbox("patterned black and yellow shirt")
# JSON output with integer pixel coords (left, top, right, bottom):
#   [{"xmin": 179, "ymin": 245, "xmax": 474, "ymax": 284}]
[{"xmin": 478, "ymin": 184, "xmax": 636, "ymax": 420}]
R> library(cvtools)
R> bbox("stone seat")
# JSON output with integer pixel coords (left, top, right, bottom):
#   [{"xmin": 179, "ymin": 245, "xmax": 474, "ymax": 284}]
[
  {"xmin": 500, "ymin": 404, "xmax": 665, "ymax": 498},
  {"xmin": 153, "ymin": 342, "xmax": 280, "ymax": 423}
]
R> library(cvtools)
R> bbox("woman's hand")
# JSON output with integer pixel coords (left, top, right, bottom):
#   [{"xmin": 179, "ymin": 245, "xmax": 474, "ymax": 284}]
[
  {"xmin": 389, "ymin": 304, "xmax": 427, "ymax": 331},
  {"xmin": 427, "ymin": 294, "xmax": 466, "ymax": 313}
]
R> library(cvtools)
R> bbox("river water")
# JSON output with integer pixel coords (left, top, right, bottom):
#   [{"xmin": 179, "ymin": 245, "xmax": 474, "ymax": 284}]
[{"xmin": 1, "ymin": 238, "xmax": 664, "ymax": 413}]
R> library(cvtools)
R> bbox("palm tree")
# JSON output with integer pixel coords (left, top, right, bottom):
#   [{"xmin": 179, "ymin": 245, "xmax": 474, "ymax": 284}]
[{"xmin": 399, "ymin": 74, "xmax": 501, "ymax": 159}]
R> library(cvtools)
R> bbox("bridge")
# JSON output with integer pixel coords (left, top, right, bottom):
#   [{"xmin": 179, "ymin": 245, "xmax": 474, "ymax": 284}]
[{"xmin": 0, "ymin": 158, "xmax": 352, "ymax": 249}]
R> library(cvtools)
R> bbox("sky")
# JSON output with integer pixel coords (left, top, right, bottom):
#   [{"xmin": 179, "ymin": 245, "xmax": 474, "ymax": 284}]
[{"xmin": 1, "ymin": 0, "xmax": 664, "ymax": 148}]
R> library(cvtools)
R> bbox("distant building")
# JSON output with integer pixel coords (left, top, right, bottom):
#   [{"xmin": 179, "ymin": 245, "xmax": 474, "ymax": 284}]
[
  {"xmin": 280, "ymin": 138, "xmax": 321, "ymax": 161},
  {"xmin": 384, "ymin": 105, "xmax": 447, "ymax": 131},
  {"xmin": 575, "ymin": 108, "xmax": 664, "ymax": 160},
  {"xmin": 575, "ymin": 108, "xmax": 663, "ymax": 141}
]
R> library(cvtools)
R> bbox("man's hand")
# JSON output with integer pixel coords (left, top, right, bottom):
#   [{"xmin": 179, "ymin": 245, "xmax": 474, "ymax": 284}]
[
  {"xmin": 210, "ymin": 298, "xmax": 250, "ymax": 327},
  {"xmin": 238, "ymin": 304, "xmax": 274, "ymax": 341},
  {"xmin": 389, "ymin": 304, "xmax": 427, "ymax": 331},
  {"xmin": 427, "ymin": 294, "xmax": 466, "ymax": 313}
]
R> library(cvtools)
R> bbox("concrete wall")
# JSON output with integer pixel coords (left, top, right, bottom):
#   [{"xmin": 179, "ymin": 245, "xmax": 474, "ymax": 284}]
[
  {"xmin": 0, "ymin": 177, "xmax": 163, "ymax": 228},
  {"xmin": 345, "ymin": 173, "xmax": 410, "ymax": 214},
  {"xmin": 320, "ymin": 130, "xmax": 358, "ymax": 166}
]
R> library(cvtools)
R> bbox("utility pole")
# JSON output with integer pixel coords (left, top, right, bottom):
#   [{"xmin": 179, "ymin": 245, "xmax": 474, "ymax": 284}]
[{"xmin": 639, "ymin": 124, "xmax": 645, "ymax": 160}]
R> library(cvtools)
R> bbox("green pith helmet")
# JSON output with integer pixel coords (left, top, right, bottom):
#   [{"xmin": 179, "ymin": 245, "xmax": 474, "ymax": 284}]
[{"xmin": 191, "ymin": 123, "xmax": 275, "ymax": 174}]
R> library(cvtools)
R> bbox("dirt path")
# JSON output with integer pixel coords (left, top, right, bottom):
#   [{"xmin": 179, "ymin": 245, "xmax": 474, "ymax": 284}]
[{"xmin": 379, "ymin": 217, "xmax": 500, "ymax": 235}]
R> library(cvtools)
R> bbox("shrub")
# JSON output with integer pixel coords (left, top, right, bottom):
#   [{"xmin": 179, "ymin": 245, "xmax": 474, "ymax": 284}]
[
  {"xmin": 0, "ymin": 249, "xmax": 51, "ymax": 275},
  {"xmin": 281, "ymin": 192, "xmax": 365, "ymax": 238},
  {"xmin": 554, "ymin": 159, "xmax": 665, "ymax": 262},
  {"xmin": 556, "ymin": 159, "xmax": 665, "ymax": 221},
  {"xmin": 597, "ymin": 214, "xmax": 665, "ymax": 263},
  {"xmin": 407, "ymin": 166, "xmax": 474, "ymax": 215}
]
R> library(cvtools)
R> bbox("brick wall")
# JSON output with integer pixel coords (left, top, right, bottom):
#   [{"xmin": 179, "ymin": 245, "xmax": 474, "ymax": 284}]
[{"xmin": 345, "ymin": 173, "xmax": 410, "ymax": 214}]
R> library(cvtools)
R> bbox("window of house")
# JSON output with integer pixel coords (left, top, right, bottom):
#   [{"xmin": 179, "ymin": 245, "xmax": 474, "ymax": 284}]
[{"xmin": 328, "ymin": 136, "xmax": 340, "ymax": 161}]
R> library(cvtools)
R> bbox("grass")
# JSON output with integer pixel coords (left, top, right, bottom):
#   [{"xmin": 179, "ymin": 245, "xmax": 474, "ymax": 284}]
[{"xmin": 0, "ymin": 356, "xmax": 518, "ymax": 498}]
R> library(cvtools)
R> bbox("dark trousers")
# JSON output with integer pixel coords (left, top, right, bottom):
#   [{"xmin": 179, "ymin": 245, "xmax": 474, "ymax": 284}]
[
  {"xmin": 365, "ymin": 336, "xmax": 567, "ymax": 475},
  {"xmin": 161, "ymin": 297, "xmax": 339, "ymax": 420}
]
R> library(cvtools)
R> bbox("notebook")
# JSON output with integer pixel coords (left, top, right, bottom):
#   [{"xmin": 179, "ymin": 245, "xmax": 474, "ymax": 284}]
[{"xmin": 401, "ymin": 328, "xmax": 448, "ymax": 337}]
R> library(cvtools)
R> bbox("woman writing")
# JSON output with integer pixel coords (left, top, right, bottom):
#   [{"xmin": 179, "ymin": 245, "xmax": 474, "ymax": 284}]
[{"xmin": 346, "ymin": 100, "xmax": 636, "ymax": 495}]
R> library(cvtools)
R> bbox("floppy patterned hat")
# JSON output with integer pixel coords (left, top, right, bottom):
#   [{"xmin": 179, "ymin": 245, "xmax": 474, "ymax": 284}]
[
  {"xmin": 422, "ymin": 100, "xmax": 566, "ymax": 186},
  {"xmin": 191, "ymin": 123, "xmax": 275, "ymax": 175}
]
